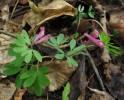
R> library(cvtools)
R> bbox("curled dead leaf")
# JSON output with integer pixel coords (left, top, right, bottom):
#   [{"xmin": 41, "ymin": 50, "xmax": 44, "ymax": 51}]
[
  {"xmin": 23, "ymin": 0, "xmax": 75, "ymax": 27},
  {"xmin": 41, "ymin": 60, "xmax": 76, "ymax": 91},
  {"xmin": 109, "ymin": 9, "xmax": 124, "ymax": 40},
  {"xmin": 14, "ymin": 89, "xmax": 26, "ymax": 100}
]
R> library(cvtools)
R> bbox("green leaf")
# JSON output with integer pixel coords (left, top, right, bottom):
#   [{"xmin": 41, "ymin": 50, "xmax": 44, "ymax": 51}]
[
  {"xmin": 32, "ymin": 78, "xmax": 43, "ymax": 96},
  {"xmin": 74, "ymin": 32, "xmax": 79, "ymax": 38},
  {"xmin": 99, "ymin": 32, "xmax": 110, "ymax": 44},
  {"xmin": 62, "ymin": 82, "xmax": 70, "ymax": 100},
  {"xmin": 37, "ymin": 72, "xmax": 50, "ymax": 88},
  {"xmin": 88, "ymin": 6, "xmax": 95, "ymax": 18},
  {"xmin": 4, "ymin": 66, "xmax": 21, "ymax": 76},
  {"xmin": 8, "ymin": 45, "xmax": 22, "ymax": 57},
  {"xmin": 39, "ymin": 67, "xmax": 49, "ymax": 74},
  {"xmin": 33, "ymin": 50, "xmax": 42, "ymax": 62},
  {"xmin": 67, "ymin": 57, "xmax": 78, "ymax": 67},
  {"xmin": 57, "ymin": 34, "xmax": 64, "ymax": 45},
  {"xmin": 55, "ymin": 53, "xmax": 65, "ymax": 59},
  {"xmin": 21, "ymin": 48, "xmax": 29, "ymax": 57},
  {"xmin": 4, "ymin": 56, "xmax": 23, "ymax": 76},
  {"xmin": 88, "ymin": 12, "xmax": 94, "ymax": 18},
  {"xmin": 20, "ymin": 71, "xmax": 33, "ymax": 79},
  {"xmin": 70, "ymin": 39, "xmax": 76, "ymax": 50},
  {"xmin": 67, "ymin": 45, "xmax": 85, "ymax": 56},
  {"xmin": 56, "ymin": 48, "xmax": 64, "ymax": 54},
  {"xmin": 49, "ymin": 38, "xmax": 58, "ymax": 46},
  {"xmin": 13, "ymin": 46, "xmax": 27, "ymax": 54},
  {"xmin": 15, "ymin": 73, "xmax": 24, "ymax": 88},
  {"xmin": 14, "ymin": 34, "xmax": 26, "ymax": 46},
  {"xmin": 23, "ymin": 71, "xmax": 37, "ymax": 87},
  {"xmin": 107, "ymin": 44, "xmax": 122, "ymax": 56},
  {"xmin": 24, "ymin": 50, "xmax": 32, "ymax": 63},
  {"xmin": 22, "ymin": 30, "xmax": 31, "ymax": 45},
  {"xmin": 78, "ymin": 5, "xmax": 84, "ymax": 12}
]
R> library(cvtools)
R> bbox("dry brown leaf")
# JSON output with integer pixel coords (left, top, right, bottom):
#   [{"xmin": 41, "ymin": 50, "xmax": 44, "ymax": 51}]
[
  {"xmin": 89, "ymin": 88, "xmax": 115, "ymax": 100},
  {"xmin": 41, "ymin": 61, "xmax": 76, "ymax": 91},
  {"xmin": 14, "ymin": 89, "xmax": 26, "ymax": 100},
  {"xmin": 101, "ymin": 48, "xmax": 111, "ymax": 63},
  {"xmin": 0, "ymin": 82, "xmax": 16, "ymax": 100},
  {"xmin": 109, "ymin": 9, "xmax": 124, "ymax": 40},
  {"xmin": 1, "ymin": 5, "xmax": 9, "ymax": 21},
  {"xmin": 0, "ymin": 33, "xmax": 14, "ymax": 65},
  {"xmin": 19, "ymin": 0, "xmax": 28, "ymax": 4},
  {"xmin": 23, "ymin": 0, "xmax": 75, "ymax": 28},
  {"xmin": 3, "ymin": 20, "xmax": 20, "ymax": 33}
]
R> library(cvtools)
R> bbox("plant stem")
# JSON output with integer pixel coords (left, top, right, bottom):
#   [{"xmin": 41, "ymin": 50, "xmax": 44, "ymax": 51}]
[
  {"xmin": 10, "ymin": 0, "xmax": 19, "ymax": 19},
  {"xmin": 86, "ymin": 49, "xmax": 106, "ymax": 91}
]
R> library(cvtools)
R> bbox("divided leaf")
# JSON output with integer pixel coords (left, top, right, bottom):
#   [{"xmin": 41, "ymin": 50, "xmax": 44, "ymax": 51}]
[
  {"xmin": 70, "ymin": 39, "xmax": 76, "ymax": 50},
  {"xmin": 32, "ymin": 78, "xmax": 43, "ymax": 96},
  {"xmin": 67, "ymin": 57, "xmax": 78, "ymax": 67},
  {"xmin": 39, "ymin": 67, "xmax": 49, "ymax": 74},
  {"xmin": 57, "ymin": 34, "xmax": 64, "ymax": 45},
  {"xmin": 88, "ymin": 5, "xmax": 95, "ymax": 18},
  {"xmin": 62, "ymin": 82, "xmax": 70, "ymax": 100},
  {"xmin": 55, "ymin": 53, "xmax": 65, "ymax": 59},
  {"xmin": 37, "ymin": 72, "xmax": 50, "ymax": 88},
  {"xmin": 15, "ymin": 73, "xmax": 24, "ymax": 88},
  {"xmin": 33, "ymin": 50, "xmax": 42, "ymax": 62},
  {"xmin": 24, "ymin": 50, "xmax": 32, "ymax": 63},
  {"xmin": 14, "ymin": 34, "xmax": 26, "ymax": 46},
  {"xmin": 22, "ymin": 30, "xmax": 31, "ymax": 45},
  {"xmin": 49, "ymin": 38, "xmax": 58, "ymax": 46},
  {"xmin": 23, "ymin": 71, "xmax": 37, "ymax": 87},
  {"xmin": 67, "ymin": 45, "xmax": 85, "ymax": 56},
  {"xmin": 13, "ymin": 46, "xmax": 27, "ymax": 53},
  {"xmin": 4, "ymin": 66, "xmax": 21, "ymax": 76},
  {"xmin": 4, "ymin": 57, "xmax": 23, "ymax": 76}
]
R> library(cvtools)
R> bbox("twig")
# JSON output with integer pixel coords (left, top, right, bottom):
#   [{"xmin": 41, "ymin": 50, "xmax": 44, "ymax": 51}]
[
  {"xmin": 87, "ymin": 19, "xmax": 106, "ymax": 33},
  {"xmin": 79, "ymin": 56, "xmax": 87, "ymax": 99},
  {"xmin": 0, "ymin": 30, "xmax": 16, "ymax": 38},
  {"xmin": 10, "ymin": 0, "xmax": 19, "ymax": 19},
  {"xmin": 86, "ymin": 50, "xmax": 106, "ymax": 91}
]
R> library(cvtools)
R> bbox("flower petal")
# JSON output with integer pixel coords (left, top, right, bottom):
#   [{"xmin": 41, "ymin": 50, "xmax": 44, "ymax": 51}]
[
  {"xmin": 34, "ymin": 34, "xmax": 51, "ymax": 44},
  {"xmin": 34, "ymin": 27, "xmax": 45, "ymax": 42},
  {"xmin": 91, "ymin": 29, "xmax": 99, "ymax": 38},
  {"xmin": 84, "ymin": 33, "xmax": 104, "ymax": 48}
]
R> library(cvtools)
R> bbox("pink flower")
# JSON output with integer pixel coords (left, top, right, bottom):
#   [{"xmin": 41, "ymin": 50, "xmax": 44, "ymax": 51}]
[
  {"xmin": 91, "ymin": 29, "xmax": 99, "ymax": 38},
  {"xmin": 84, "ymin": 32, "xmax": 104, "ymax": 48},
  {"xmin": 34, "ymin": 27, "xmax": 51, "ymax": 44}
]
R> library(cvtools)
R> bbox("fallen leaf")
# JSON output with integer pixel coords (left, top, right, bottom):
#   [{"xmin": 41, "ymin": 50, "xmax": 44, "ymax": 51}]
[
  {"xmin": 23, "ymin": 0, "xmax": 75, "ymax": 28},
  {"xmin": 109, "ymin": 9, "xmax": 124, "ymax": 41},
  {"xmin": 1, "ymin": 5, "xmax": 9, "ymax": 21},
  {"xmin": 14, "ymin": 89, "xmax": 26, "ymax": 100},
  {"xmin": 0, "ymin": 82, "xmax": 16, "ymax": 100},
  {"xmin": 89, "ymin": 88, "xmax": 115, "ymax": 100},
  {"xmin": 101, "ymin": 48, "xmax": 111, "ymax": 63},
  {"xmin": 41, "ymin": 60, "xmax": 76, "ymax": 91},
  {"xmin": 19, "ymin": 0, "xmax": 28, "ymax": 5}
]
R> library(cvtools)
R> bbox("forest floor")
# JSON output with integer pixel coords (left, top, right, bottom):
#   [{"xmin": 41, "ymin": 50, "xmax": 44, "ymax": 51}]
[{"xmin": 0, "ymin": 0, "xmax": 124, "ymax": 100}]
